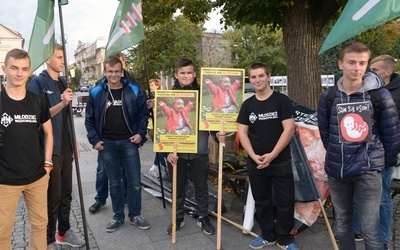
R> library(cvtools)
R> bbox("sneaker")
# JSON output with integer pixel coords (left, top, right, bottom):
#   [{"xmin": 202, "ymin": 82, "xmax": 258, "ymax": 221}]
[
  {"xmin": 249, "ymin": 236, "xmax": 276, "ymax": 249},
  {"xmin": 167, "ymin": 218, "xmax": 185, "ymax": 235},
  {"xmin": 47, "ymin": 242, "xmax": 61, "ymax": 250},
  {"xmin": 88, "ymin": 201, "xmax": 105, "ymax": 214},
  {"xmin": 197, "ymin": 216, "xmax": 215, "ymax": 235},
  {"xmin": 130, "ymin": 215, "xmax": 150, "ymax": 230},
  {"xmin": 106, "ymin": 220, "xmax": 123, "ymax": 233},
  {"xmin": 56, "ymin": 228, "xmax": 85, "ymax": 247},
  {"xmin": 277, "ymin": 242, "xmax": 300, "ymax": 250},
  {"xmin": 354, "ymin": 233, "xmax": 364, "ymax": 242}
]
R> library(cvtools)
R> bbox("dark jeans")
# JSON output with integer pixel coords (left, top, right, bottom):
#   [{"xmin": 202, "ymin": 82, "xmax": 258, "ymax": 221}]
[
  {"xmin": 94, "ymin": 153, "xmax": 127, "ymax": 204},
  {"xmin": 94, "ymin": 154, "xmax": 108, "ymax": 204},
  {"xmin": 329, "ymin": 171, "xmax": 382, "ymax": 250},
  {"xmin": 172, "ymin": 155, "xmax": 209, "ymax": 219},
  {"xmin": 153, "ymin": 152, "xmax": 167, "ymax": 166},
  {"xmin": 47, "ymin": 153, "xmax": 73, "ymax": 244},
  {"xmin": 100, "ymin": 138, "xmax": 142, "ymax": 222},
  {"xmin": 248, "ymin": 160, "xmax": 294, "ymax": 246}
]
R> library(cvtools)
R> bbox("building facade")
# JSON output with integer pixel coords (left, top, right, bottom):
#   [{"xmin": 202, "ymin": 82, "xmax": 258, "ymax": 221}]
[
  {"xmin": 74, "ymin": 37, "xmax": 107, "ymax": 86},
  {"xmin": 0, "ymin": 24, "xmax": 24, "ymax": 80}
]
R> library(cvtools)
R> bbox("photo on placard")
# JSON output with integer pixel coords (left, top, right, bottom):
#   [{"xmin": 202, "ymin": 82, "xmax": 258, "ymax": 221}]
[
  {"xmin": 153, "ymin": 90, "xmax": 199, "ymax": 153},
  {"xmin": 199, "ymin": 67, "xmax": 245, "ymax": 132}
]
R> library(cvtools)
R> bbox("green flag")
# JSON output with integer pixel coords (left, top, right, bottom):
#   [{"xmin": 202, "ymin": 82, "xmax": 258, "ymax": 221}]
[
  {"xmin": 319, "ymin": 0, "xmax": 400, "ymax": 54},
  {"xmin": 28, "ymin": 0, "xmax": 55, "ymax": 72},
  {"xmin": 105, "ymin": 0, "xmax": 145, "ymax": 58}
]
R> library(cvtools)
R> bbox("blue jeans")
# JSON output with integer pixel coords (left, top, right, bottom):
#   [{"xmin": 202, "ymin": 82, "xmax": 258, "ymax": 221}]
[
  {"xmin": 153, "ymin": 152, "xmax": 166, "ymax": 166},
  {"xmin": 94, "ymin": 153, "xmax": 127, "ymax": 204},
  {"xmin": 329, "ymin": 171, "xmax": 382, "ymax": 250},
  {"xmin": 380, "ymin": 167, "xmax": 393, "ymax": 244},
  {"xmin": 100, "ymin": 138, "xmax": 142, "ymax": 222},
  {"xmin": 353, "ymin": 167, "xmax": 393, "ymax": 245},
  {"xmin": 353, "ymin": 197, "xmax": 360, "ymax": 234},
  {"xmin": 94, "ymin": 154, "xmax": 108, "ymax": 204}
]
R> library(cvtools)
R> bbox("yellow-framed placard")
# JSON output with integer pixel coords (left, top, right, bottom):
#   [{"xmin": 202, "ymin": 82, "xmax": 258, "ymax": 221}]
[
  {"xmin": 199, "ymin": 67, "xmax": 245, "ymax": 131},
  {"xmin": 153, "ymin": 90, "xmax": 199, "ymax": 153}
]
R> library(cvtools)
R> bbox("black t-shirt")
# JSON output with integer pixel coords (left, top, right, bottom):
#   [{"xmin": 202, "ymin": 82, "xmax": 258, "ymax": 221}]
[
  {"xmin": 237, "ymin": 91, "xmax": 295, "ymax": 162},
  {"xmin": 102, "ymin": 88, "xmax": 132, "ymax": 140},
  {"xmin": 56, "ymin": 80, "xmax": 72, "ymax": 154},
  {"xmin": 0, "ymin": 90, "xmax": 51, "ymax": 185}
]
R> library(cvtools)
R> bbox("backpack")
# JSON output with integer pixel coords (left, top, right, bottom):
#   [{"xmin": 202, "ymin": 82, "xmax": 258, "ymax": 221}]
[{"xmin": 326, "ymin": 85, "xmax": 382, "ymax": 128}]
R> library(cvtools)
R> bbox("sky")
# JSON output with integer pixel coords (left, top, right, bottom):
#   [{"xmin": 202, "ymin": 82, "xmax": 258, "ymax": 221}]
[{"xmin": 0, "ymin": 0, "xmax": 224, "ymax": 60}]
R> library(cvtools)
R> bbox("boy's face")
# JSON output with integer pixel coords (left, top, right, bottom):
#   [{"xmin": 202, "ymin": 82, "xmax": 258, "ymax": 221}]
[
  {"xmin": 174, "ymin": 65, "xmax": 196, "ymax": 87},
  {"xmin": 219, "ymin": 77, "xmax": 231, "ymax": 91},
  {"xmin": 338, "ymin": 52, "xmax": 369, "ymax": 84},
  {"xmin": 249, "ymin": 68, "xmax": 270, "ymax": 92},
  {"xmin": 149, "ymin": 82, "xmax": 158, "ymax": 92},
  {"xmin": 104, "ymin": 63, "xmax": 123, "ymax": 86},
  {"xmin": 173, "ymin": 99, "xmax": 184, "ymax": 112},
  {"xmin": 2, "ymin": 56, "xmax": 31, "ymax": 88},
  {"xmin": 46, "ymin": 48, "xmax": 65, "ymax": 74}
]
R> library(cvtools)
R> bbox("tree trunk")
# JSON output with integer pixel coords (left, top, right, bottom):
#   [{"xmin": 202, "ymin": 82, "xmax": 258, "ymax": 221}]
[{"xmin": 282, "ymin": 0, "xmax": 336, "ymax": 110}]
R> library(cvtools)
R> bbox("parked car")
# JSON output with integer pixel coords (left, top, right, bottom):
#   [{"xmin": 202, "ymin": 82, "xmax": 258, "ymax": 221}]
[
  {"xmin": 244, "ymin": 77, "xmax": 254, "ymax": 93},
  {"xmin": 80, "ymin": 86, "xmax": 89, "ymax": 92}
]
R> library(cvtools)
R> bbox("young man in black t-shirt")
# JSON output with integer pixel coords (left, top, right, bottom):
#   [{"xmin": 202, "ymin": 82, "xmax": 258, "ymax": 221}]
[
  {"xmin": 0, "ymin": 49, "xmax": 53, "ymax": 250},
  {"xmin": 237, "ymin": 62, "xmax": 298, "ymax": 250}
]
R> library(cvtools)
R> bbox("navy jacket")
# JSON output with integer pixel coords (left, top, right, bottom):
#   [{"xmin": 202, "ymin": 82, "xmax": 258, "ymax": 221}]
[
  {"xmin": 28, "ymin": 70, "xmax": 73, "ymax": 155},
  {"xmin": 317, "ymin": 72, "xmax": 400, "ymax": 179},
  {"xmin": 85, "ymin": 77, "xmax": 149, "ymax": 147}
]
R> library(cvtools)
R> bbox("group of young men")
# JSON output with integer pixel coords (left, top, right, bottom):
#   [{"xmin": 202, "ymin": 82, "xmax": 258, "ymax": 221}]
[{"xmin": 1, "ymin": 41, "xmax": 399, "ymax": 250}]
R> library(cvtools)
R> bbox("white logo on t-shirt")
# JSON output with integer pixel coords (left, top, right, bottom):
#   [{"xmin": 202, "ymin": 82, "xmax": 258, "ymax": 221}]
[
  {"xmin": 249, "ymin": 112, "xmax": 258, "ymax": 123},
  {"xmin": 1, "ymin": 113, "xmax": 13, "ymax": 127}
]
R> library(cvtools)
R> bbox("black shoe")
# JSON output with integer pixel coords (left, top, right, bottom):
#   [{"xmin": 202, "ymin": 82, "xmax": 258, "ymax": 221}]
[
  {"xmin": 166, "ymin": 218, "xmax": 185, "ymax": 235},
  {"xmin": 384, "ymin": 243, "xmax": 389, "ymax": 250},
  {"xmin": 354, "ymin": 233, "xmax": 363, "ymax": 242},
  {"xmin": 106, "ymin": 220, "xmax": 123, "ymax": 233},
  {"xmin": 197, "ymin": 216, "xmax": 215, "ymax": 235},
  {"xmin": 89, "ymin": 202, "xmax": 105, "ymax": 214}
]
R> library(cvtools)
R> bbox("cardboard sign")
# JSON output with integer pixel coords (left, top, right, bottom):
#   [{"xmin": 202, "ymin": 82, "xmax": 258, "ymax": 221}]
[
  {"xmin": 199, "ymin": 67, "xmax": 245, "ymax": 132},
  {"xmin": 337, "ymin": 102, "xmax": 372, "ymax": 143},
  {"xmin": 153, "ymin": 90, "xmax": 199, "ymax": 153}
]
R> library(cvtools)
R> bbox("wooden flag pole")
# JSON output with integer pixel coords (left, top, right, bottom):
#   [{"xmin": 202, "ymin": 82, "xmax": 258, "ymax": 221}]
[
  {"xmin": 318, "ymin": 198, "xmax": 338, "ymax": 250},
  {"xmin": 172, "ymin": 143, "xmax": 178, "ymax": 243},
  {"xmin": 217, "ymin": 121, "xmax": 224, "ymax": 249},
  {"xmin": 209, "ymin": 212, "xmax": 258, "ymax": 238}
]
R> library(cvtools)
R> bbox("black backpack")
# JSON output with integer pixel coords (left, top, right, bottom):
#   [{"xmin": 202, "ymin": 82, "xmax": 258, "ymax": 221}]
[{"xmin": 326, "ymin": 85, "xmax": 382, "ymax": 128}]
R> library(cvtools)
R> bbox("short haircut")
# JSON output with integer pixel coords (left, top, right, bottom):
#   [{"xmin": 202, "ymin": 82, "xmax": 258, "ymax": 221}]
[
  {"xmin": 248, "ymin": 62, "xmax": 270, "ymax": 76},
  {"xmin": 370, "ymin": 54, "xmax": 397, "ymax": 71},
  {"xmin": 175, "ymin": 58, "xmax": 194, "ymax": 72},
  {"xmin": 103, "ymin": 56, "xmax": 123, "ymax": 70},
  {"xmin": 4, "ymin": 48, "xmax": 31, "ymax": 67},
  {"xmin": 149, "ymin": 79, "xmax": 161, "ymax": 90},
  {"xmin": 55, "ymin": 43, "xmax": 63, "ymax": 51},
  {"xmin": 339, "ymin": 42, "xmax": 370, "ymax": 61}
]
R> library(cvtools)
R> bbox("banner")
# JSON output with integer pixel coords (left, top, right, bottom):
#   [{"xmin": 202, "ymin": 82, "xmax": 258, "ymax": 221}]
[
  {"xmin": 28, "ymin": 0, "xmax": 55, "ymax": 72},
  {"xmin": 291, "ymin": 102, "xmax": 329, "ymax": 234},
  {"xmin": 105, "ymin": 0, "xmax": 145, "ymax": 57},
  {"xmin": 319, "ymin": 0, "xmax": 400, "ymax": 54}
]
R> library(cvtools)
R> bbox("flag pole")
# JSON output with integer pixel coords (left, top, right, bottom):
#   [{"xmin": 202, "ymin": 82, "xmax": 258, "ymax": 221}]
[
  {"xmin": 142, "ymin": 39, "xmax": 166, "ymax": 209},
  {"xmin": 58, "ymin": 2, "xmax": 90, "ymax": 249}
]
